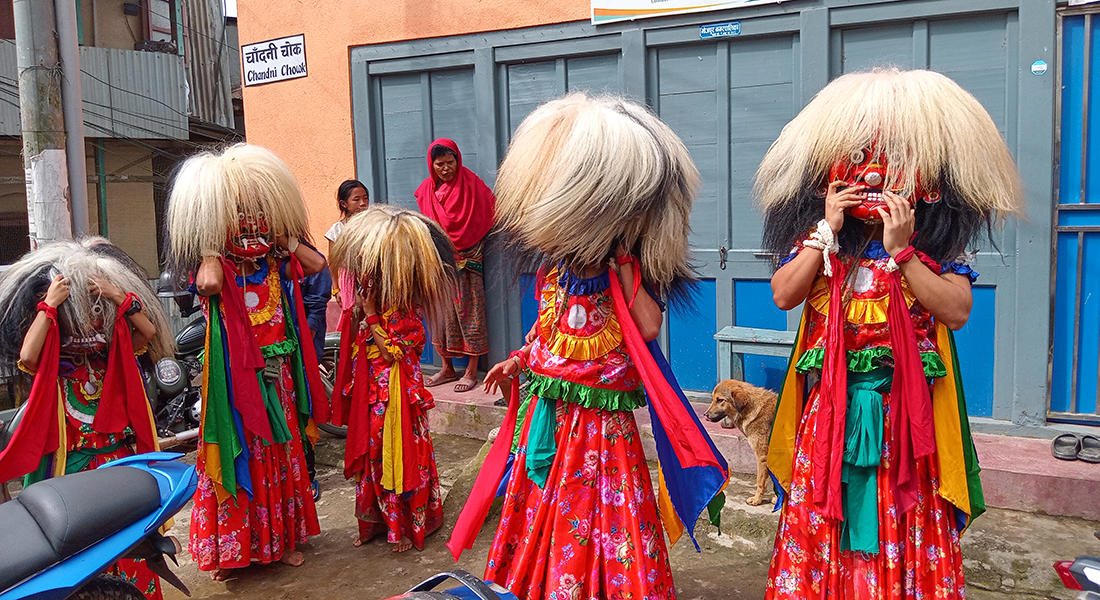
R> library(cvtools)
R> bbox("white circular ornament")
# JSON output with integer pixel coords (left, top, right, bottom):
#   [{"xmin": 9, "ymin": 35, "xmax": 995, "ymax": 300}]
[
  {"xmin": 853, "ymin": 266, "xmax": 874, "ymax": 294},
  {"xmin": 567, "ymin": 304, "xmax": 588, "ymax": 329},
  {"xmin": 244, "ymin": 291, "xmax": 260, "ymax": 309}
]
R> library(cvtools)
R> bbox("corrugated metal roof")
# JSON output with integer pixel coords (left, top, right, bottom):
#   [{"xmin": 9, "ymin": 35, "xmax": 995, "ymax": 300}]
[
  {"xmin": 0, "ymin": 43, "xmax": 188, "ymax": 139},
  {"xmin": 185, "ymin": 0, "xmax": 235, "ymax": 129}
]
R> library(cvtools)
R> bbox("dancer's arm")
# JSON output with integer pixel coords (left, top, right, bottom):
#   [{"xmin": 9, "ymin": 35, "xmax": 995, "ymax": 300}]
[
  {"xmin": 195, "ymin": 256, "xmax": 224, "ymax": 296},
  {"xmin": 89, "ymin": 276, "xmax": 156, "ymax": 350},
  {"xmin": 278, "ymin": 235, "xmax": 326, "ymax": 276},
  {"xmin": 878, "ymin": 192, "xmax": 973, "ymax": 330},
  {"xmin": 616, "ymin": 248, "xmax": 663, "ymax": 342},
  {"xmin": 772, "ymin": 181, "xmax": 865, "ymax": 310},
  {"xmin": 20, "ymin": 275, "xmax": 69, "ymax": 371}
]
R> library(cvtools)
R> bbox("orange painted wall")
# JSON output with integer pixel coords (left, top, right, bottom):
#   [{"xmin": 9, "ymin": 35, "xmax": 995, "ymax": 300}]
[{"xmin": 236, "ymin": 0, "xmax": 590, "ymax": 247}]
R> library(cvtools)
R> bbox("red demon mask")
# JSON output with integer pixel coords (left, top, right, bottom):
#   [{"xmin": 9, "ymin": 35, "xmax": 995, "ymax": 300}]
[
  {"xmin": 827, "ymin": 147, "xmax": 941, "ymax": 222},
  {"xmin": 226, "ymin": 210, "xmax": 273, "ymax": 259}
]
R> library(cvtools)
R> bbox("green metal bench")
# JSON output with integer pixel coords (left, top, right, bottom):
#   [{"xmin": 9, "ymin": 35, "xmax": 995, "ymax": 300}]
[{"xmin": 713, "ymin": 326, "xmax": 796, "ymax": 382}]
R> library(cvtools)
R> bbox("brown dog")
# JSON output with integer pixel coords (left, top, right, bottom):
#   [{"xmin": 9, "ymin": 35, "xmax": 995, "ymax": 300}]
[{"xmin": 703, "ymin": 379, "xmax": 778, "ymax": 506}]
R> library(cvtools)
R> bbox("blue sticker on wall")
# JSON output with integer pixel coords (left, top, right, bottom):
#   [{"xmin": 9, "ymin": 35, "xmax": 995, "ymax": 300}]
[
  {"xmin": 700, "ymin": 21, "xmax": 741, "ymax": 39},
  {"xmin": 1032, "ymin": 60, "xmax": 1048, "ymax": 75}
]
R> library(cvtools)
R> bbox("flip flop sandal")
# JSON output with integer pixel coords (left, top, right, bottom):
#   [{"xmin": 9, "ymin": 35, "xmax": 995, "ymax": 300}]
[
  {"xmin": 453, "ymin": 377, "xmax": 478, "ymax": 393},
  {"xmin": 1079, "ymin": 435, "xmax": 1100, "ymax": 463},
  {"xmin": 425, "ymin": 372, "xmax": 460, "ymax": 388},
  {"xmin": 1052, "ymin": 433, "xmax": 1081, "ymax": 461}
]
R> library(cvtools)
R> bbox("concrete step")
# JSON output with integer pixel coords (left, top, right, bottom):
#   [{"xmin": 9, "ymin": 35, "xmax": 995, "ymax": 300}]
[{"xmin": 424, "ymin": 382, "xmax": 1100, "ymax": 521}]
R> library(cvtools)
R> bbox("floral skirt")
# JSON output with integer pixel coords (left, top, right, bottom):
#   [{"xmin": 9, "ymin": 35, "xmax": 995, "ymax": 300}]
[
  {"xmin": 351, "ymin": 399, "xmax": 443, "ymax": 548},
  {"xmin": 766, "ymin": 383, "xmax": 966, "ymax": 599},
  {"xmin": 436, "ymin": 260, "xmax": 488, "ymax": 358},
  {"xmin": 485, "ymin": 396, "xmax": 676, "ymax": 600},
  {"xmin": 188, "ymin": 366, "xmax": 320, "ymax": 571}
]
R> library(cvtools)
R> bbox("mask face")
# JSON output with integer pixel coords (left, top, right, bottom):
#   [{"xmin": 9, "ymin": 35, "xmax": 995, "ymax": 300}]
[
  {"xmin": 226, "ymin": 210, "xmax": 273, "ymax": 258},
  {"xmin": 827, "ymin": 146, "xmax": 941, "ymax": 221}
]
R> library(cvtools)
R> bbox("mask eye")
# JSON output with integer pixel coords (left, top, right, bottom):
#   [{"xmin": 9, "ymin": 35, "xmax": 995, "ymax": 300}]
[{"xmin": 849, "ymin": 149, "xmax": 867, "ymax": 164}]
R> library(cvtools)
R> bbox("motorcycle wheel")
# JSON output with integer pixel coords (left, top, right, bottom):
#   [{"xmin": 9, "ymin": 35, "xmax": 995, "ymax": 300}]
[
  {"xmin": 317, "ymin": 351, "xmax": 348, "ymax": 438},
  {"xmin": 71, "ymin": 575, "xmax": 146, "ymax": 600}
]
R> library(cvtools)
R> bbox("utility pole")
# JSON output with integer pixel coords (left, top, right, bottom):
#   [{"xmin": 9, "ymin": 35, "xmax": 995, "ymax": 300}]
[
  {"xmin": 55, "ymin": 0, "xmax": 89, "ymax": 236},
  {"xmin": 13, "ymin": 0, "xmax": 73, "ymax": 248}
]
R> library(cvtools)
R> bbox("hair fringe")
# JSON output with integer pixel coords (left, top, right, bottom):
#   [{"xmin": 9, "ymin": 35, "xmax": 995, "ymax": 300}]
[
  {"xmin": 0, "ymin": 240, "xmax": 176, "ymax": 369},
  {"xmin": 755, "ymin": 68, "xmax": 1024, "ymax": 266},
  {"xmin": 493, "ymin": 92, "xmax": 700, "ymax": 298},
  {"xmin": 329, "ymin": 205, "xmax": 457, "ymax": 329},
  {"xmin": 166, "ymin": 143, "xmax": 310, "ymax": 272}
]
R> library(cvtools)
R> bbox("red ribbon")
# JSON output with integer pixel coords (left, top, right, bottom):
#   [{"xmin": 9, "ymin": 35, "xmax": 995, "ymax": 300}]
[
  {"xmin": 93, "ymin": 294, "xmax": 156, "ymax": 454},
  {"xmin": 447, "ymin": 373, "xmax": 521, "ymax": 561},
  {"xmin": 0, "ymin": 310, "xmax": 62, "ymax": 482},
  {"xmin": 217, "ymin": 258, "xmax": 273, "ymax": 443},
  {"xmin": 813, "ymin": 255, "xmax": 849, "ymax": 519},
  {"xmin": 330, "ymin": 308, "xmax": 356, "ymax": 428}
]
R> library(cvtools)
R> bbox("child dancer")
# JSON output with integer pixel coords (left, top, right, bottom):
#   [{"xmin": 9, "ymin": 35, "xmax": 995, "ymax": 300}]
[
  {"xmin": 757, "ymin": 68, "xmax": 1024, "ymax": 599},
  {"xmin": 448, "ymin": 93, "xmax": 729, "ymax": 600},
  {"xmin": 166, "ymin": 143, "xmax": 327, "ymax": 580},
  {"xmin": 0, "ymin": 239, "xmax": 174, "ymax": 600},
  {"xmin": 328, "ymin": 205, "xmax": 454, "ymax": 552}
]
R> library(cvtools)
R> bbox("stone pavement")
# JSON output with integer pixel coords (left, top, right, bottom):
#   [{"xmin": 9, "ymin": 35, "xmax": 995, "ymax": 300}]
[{"xmin": 163, "ymin": 431, "xmax": 1098, "ymax": 600}]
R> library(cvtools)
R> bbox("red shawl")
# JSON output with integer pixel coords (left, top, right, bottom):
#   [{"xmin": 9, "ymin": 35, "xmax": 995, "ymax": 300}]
[
  {"xmin": 414, "ymin": 138, "xmax": 496, "ymax": 251},
  {"xmin": 0, "ymin": 297, "xmax": 155, "ymax": 483}
]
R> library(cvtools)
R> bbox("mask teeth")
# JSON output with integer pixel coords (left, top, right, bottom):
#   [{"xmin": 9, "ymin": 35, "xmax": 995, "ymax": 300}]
[{"xmin": 864, "ymin": 191, "xmax": 883, "ymax": 203}]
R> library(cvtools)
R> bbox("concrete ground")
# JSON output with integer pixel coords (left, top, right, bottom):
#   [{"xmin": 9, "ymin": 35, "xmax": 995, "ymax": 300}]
[{"xmin": 160, "ymin": 430, "xmax": 1098, "ymax": 600}]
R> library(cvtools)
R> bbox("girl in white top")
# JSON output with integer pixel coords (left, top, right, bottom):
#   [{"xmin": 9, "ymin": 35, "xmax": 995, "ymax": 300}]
[{"xmin": 327, "ymin": 180, "xmax": 369, "ymax": 311}]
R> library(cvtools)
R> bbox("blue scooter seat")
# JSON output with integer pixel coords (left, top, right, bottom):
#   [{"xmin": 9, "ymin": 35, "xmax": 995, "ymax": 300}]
[{"xmin": 0, "ymin": 466, "xmax": 160, "ymax": 591}]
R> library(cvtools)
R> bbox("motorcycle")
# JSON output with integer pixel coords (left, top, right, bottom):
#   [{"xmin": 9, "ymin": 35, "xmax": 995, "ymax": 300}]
[
  {"xmin": 0, "ymin": 452, "xmax": 197, "ymax": 600},
  {"xmin": 382, "ymin": 571, "xmax": 517, "ymax": 600},
  {"xmin": 150, "ymin": 271, "xmax": 205, "ymax": 445},
  {"xmin": 317, "ymin": 331, "xmax": 345, "ymax": 437},
  {"xmin": 1055, "ymin": 533, "xmax": 1100, "ymax": 600}
]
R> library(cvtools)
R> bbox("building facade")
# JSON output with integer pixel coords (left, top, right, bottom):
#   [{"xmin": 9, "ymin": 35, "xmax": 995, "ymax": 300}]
[
  {"xmin": 0, "ymin": 0, "xmax": 240, "ymax": 275},
  {"xmin": 236, "ymin": 0, "xmax": 1098, "ymax": 437}
]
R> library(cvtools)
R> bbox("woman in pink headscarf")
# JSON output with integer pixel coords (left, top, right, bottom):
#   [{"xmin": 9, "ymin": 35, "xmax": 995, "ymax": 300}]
[{"xmin": 414, "ymin": 139, "xmax": 495, "ymax": 393}]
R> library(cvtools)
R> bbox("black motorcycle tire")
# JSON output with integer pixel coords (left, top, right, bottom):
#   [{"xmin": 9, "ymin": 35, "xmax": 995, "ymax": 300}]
[
  {"xmin": 70, "ymin": 575, "xmax": 146, "ymax": 600},
  {"xmin": 316, "ymin": 351, "xmax": 348, "ymax": 438}
]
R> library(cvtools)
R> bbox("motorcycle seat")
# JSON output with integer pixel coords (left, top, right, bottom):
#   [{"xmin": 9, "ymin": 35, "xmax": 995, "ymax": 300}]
[{"xmin": 0, "ymin": 465, "xmax": 160, "ymax": 591}]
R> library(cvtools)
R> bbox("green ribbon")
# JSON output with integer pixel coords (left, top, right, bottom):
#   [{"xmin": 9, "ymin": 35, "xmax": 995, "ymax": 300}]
[
  {"xmin": 202, "ymin": 298, "xmax": 242, "ymax": 497},
  {"xmin": 526, "ymin": 374, "xmax": 645, "ymax": 412},
  {"xmin": 525, "ymin": 395, "xmax": 558, "ymax": 489},
  {"xmin": 840, "ymin": 368, "xmax": 891, "ymax": 554}
]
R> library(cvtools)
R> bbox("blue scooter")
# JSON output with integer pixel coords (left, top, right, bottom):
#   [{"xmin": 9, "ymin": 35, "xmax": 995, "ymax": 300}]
[{"xmin": 0, "ymin": 452, "xmax": 197, "ymax": 600}]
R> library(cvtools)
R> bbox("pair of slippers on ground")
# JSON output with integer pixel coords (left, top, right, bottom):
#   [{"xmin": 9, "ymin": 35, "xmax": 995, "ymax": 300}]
[{"xmin": 1052, "ymin": 433, "xmax": 1100, "ymax": 462}]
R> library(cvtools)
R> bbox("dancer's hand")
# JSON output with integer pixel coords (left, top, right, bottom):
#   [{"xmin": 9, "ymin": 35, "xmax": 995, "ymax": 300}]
[
  {"xmin": 824, "ymin": 180, "xmax": 865, "ymax": 233},
  {"xmin": 45, "ymin": 274, "xmax": 70, "ymax": 308},
  {"xmin": 483, "ymin": 357, "xmax": 521, "ymax": 396},
  {"xmin": 877, "ymin": 191, "xmax": 916, "ymax": 257},
  {"xmin": 88, "ymin": 276, "xmax": 125, "ymax": 304}
]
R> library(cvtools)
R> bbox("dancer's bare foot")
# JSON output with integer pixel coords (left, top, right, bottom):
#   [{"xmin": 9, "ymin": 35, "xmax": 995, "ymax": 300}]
[
  {"xmin": 280, "ymin": 549, "xmax": 305, "ymax": 567},
  {"xmin": 211, "ymin": 568, "xmax": 231, "ymax": 581},
  {"xmin": 392, "ymin": 537, "xmax": 414, "ymax": 553},
  {"xmin": 353, "ymin": 534, "xmax": 364, "ymax": 547}
]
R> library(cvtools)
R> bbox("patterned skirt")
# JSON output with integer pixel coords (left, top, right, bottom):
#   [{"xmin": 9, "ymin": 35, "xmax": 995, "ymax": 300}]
[
  {"xmin": 351, "ymin": 399, "xmax": 443, "ymax": 548},
  {"xmin": 766, "ymin": 383, "xmax": 966, "ymax": 599},
  {"xmin": 188, "ymin": 363, "xmax": 320, "ymax": 570},
  {"xmin": 436, "ymin": 245, "xmax": 488, "ymax": 358},
  {"xmin": 485, "ymin": 396, "xmax": 677, "ymax": 600}
]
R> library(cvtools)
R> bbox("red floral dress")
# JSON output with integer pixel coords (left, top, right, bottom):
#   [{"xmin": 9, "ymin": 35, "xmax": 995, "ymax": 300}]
[
  {"xmin": 767, "ymin": 241, "xmax": 970, "ymax": 599},
  {"xmin": 188, "ymin": 259, "xmax": 320, "ymax": 571},
  {"xmin": 485, "ymin": 266, "xmax": 676, "ymax": 600},
  {"xmin": 23, "ymin": 348, "xmax": 163, "ymax": 600},
  {"xmin": 342, "ymin": 306, "xmax": 443, "ymax": 548}
]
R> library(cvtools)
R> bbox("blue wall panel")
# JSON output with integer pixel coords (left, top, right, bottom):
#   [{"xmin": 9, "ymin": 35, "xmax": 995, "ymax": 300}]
[
  {"xmin": 520, "ymin": 274, "xmax": 538, "ymax": 340},
  {"xmin": 953, "ymin": 286, "xmax": 996, "ymax": 418},
  {"xmin": 1062, "ymin": 16, "xmax": 1085, "ymax": 205},
  {"xmin": 1052, "ymin": 232, "xmax": 1079, "ymax": 413},
  {"xmin": 734, "ymin": 280, "xmax": 788, "ymax": 392},
  {"xmin": 669, "ymin": 279, "xmax": 717, "ymax": 392}
]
